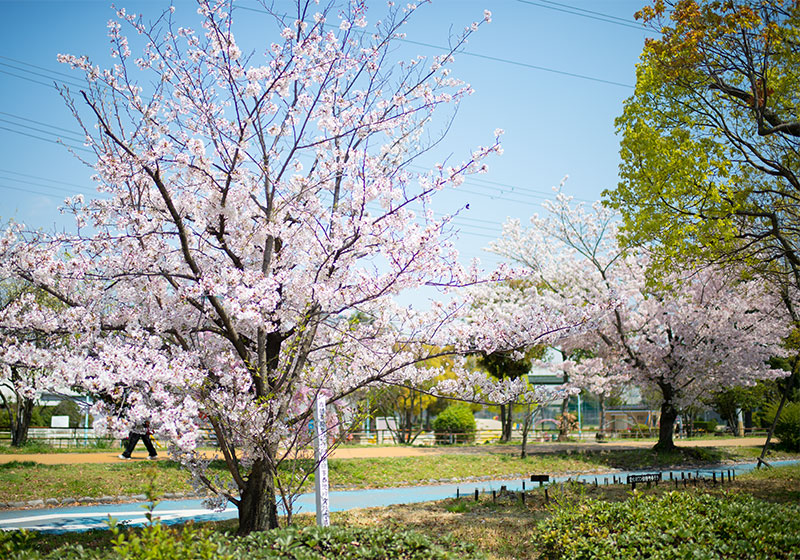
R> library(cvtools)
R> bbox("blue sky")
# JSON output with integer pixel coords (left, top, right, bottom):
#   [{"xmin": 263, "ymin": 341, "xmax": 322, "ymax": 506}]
[{"xmin": 0, "ymin": 0, "xmax": 655, "ymax": 270}]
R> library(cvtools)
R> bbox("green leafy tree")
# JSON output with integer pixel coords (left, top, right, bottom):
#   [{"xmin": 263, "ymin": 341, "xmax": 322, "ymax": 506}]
[
  {"xmin": 476, "ymin": 351, "xmax": 532, "ymax": 442},
  {"xmin": 610, "ymin": 0, "xmax": 800, "ymax": 317}
]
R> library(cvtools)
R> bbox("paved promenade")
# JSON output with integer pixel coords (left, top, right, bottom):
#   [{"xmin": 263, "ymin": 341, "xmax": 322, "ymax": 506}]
[{"xmin": 0, "ymin": 437, "xmax": 768, "ymax": 465}]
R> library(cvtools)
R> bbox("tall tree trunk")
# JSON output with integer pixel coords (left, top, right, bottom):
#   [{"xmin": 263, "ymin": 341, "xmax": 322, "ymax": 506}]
[
  {"xmin": 499, "ymin": 405, "xmax": 511, "ymax": 443},
  {"xmin": 557, "ymin": 397, "xmax": 569, "ymax": 442},
  {"xmin": 9, "ymin": 396, "xmax": 34, "ymax": 447},
  {"xmin": 654, "ymin": 384, "xmax": 678, "ymax": 451},
  {"xmin": 520, "ymin": 406, "xmax": 532, "ymax": 458},
  {"xmin": 236, "ymin": 458, "xmax": 279, "ymax": 534},
  {"xmin": 597, "ymin": 395, "xmax": 606, "ymax": 440}
]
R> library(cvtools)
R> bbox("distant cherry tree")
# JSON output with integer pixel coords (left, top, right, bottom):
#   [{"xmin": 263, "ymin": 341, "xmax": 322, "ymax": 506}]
[{"xmin": 489, "ymin": 190, "xmax": 790, "ymax": 450}]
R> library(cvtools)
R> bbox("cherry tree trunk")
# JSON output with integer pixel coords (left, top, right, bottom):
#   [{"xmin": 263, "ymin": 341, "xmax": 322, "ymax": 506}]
[
  {"xmin": 10, "ymin": 397, "xmax": 34, "ymax": 447},
  {"xmin": 598, "ymin": 395, "xmax": 606, "ymax": 439},
  {"xmin": 236, "ymin": 458, "xmax": 280, "ymax": 534},
  {"xmin": 654, "ymin": 399, "xmax": 678, "ymax": 451},
  {"xmin": 500, "ymin": 405, "xmax": 512, "ymax": 442},
  {"xmin": 557, "ymin": 397, "xmax": 570, "ymax": 442}
]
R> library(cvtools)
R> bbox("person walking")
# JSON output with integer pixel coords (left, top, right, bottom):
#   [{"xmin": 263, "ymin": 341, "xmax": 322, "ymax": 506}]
[{"xmin": 119, "ymin": 418, "xmax": 158, "ymax": 460}]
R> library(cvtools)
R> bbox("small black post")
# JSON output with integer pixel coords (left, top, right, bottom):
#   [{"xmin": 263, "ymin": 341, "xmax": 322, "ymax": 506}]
[
  {"xmin": 492, "ymin": 490, "xmax": 496, "ymax": 502},
  {"xmin": 522, "ymin": 481, "xmax": 526, "ymax": 492},
  {"xmin": 713, "ymin": 472, "xmax": 717, "ymax": 484},
  {"xmin": 474, "ymin": 488, "xmax": 479, "ymax": 501},
  {"xmin": 674, "ymin": 478, "xmax": 678, "ymax": 489},
  {"xmin": 594, "ymin": 477, "xmax": 598, "ymax": 487},
  {"xmin": 681, "ymin": 472, "xmax": 685, "ymax": 480},
  {"xmin": 632, "ymin": 481, "xmax": 637, "ymax": 491},
  {"xmin": 544, "ymin": 487, "xmax": 549, "ymax": 503},
  {"xmin": 669, "ymin": 472, "xmax": 673, "ymax": 481},
  {"xmin": 457, "ymin": 488, "xmax": 460, "ymax": 499}
]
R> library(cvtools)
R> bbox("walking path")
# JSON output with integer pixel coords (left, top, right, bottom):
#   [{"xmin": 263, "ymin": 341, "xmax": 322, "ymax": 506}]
[
  {"xmin": 0, "ymin": 437, "xmax": 768, "ymax": 464},
  {"xmin": 1, "ymin": 456, "xmax": 793, "ymax": 533}
]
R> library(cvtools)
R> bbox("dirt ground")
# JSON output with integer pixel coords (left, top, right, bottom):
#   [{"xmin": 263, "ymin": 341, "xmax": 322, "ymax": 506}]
[{"xmin": 0, "ymin": 437, "xmax": 768, "ymax": 465}]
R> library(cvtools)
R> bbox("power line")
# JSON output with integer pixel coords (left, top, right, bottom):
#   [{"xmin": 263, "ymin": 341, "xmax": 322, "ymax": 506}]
[
  {"xmin": 0, "ymin": 169, "xmax": 95, "ymax": 191},
  {"xmin": 0, "ymin": 118, "xmax": 84, "ymax": 144},
  {"xmin": 0, "ymin": 125, "xmax": 91, "ymax": 154},
  {"xmin": 0, "ymin": 111, "xmax": 83, "ymax": 138},
  {"xmin": 0, "ymin": 59, "xmax": 86, "ymax": 90},
  {"xmin": 0, "ymin": 55, "xmax": 86, "ymax": 83},
  {"xmin": 514, "ymin": 0, "xmax": 647, "ymax": 32},
  {"xmin": 0, "ymin": 182, "xmax": 75, "ymax": 201},
  {"xmin": 233, "ymin": 2, "xmax": 633, "ymax": 89},
  {"xmin": 0, "ymin": 174, "xmax": 96, "ymax": 197}
]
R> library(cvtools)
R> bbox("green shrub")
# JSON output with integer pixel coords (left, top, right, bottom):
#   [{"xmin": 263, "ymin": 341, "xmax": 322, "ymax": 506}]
[
  {"xmin": 432, "ymin": 404, "xmax": 476, "ymax": 444},
  {"xmin": 631, "ymin": 423, "xmax": 652, "ymax": 435},
  {"xmin": 7, "ymin": 523, "xmax": 484, "ymax": 560},
  {"xmin": 765, "ymin": 401, "xmax": 800, "ymax": 451},
  {"xmin": 532, "ymin": 491, "xmax": 800, "ymax": 559},
  {"xmin": 693, "ymin": 419, "xmax": 718, "ymax": 433}
]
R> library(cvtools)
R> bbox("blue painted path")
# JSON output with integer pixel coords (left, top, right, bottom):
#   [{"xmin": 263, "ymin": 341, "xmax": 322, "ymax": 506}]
[{"xmin": 1, "ymin": 459, "xmax": 796, "ymax": 533}]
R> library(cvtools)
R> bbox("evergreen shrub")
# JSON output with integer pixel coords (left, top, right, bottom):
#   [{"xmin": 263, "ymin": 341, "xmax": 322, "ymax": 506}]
[{"xmin": 432, "ymin": 404, "xmax": 476, "ymax": 444}]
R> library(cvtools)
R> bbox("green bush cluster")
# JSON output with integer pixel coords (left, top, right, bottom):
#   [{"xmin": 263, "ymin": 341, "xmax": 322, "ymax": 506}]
[
  {"xmin": 532, "ymin": 491, "xmax": 800, "ymax": 559},
  {"xmin": 765, "ymin": 401, "xmax": 800, "ymax": 451},
  {"xmin": 692, "ymin": 420, "xmax": 718, "ymax": 433},
  {"xmin": 4, "ymin": 523, "xmax": 484, "ymax": 560},
  {"xmin": 432, "ymin": 404, "xmax": 476, "ymax": 444}
]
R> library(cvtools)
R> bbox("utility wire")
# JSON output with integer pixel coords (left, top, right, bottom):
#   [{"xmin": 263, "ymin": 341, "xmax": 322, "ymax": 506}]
[
  {"xmin": 0, "ymin": 125, "xmax": 91, "ymax": 154},
  {"xmin": 0, "ymin": 55, "xmax": 86, "ymax": 83},
  {"xmin": 0, "ymin": 169, "xmax": 95, "ymax": 191},
  {"xmin": 0, "ymin": 59, "xmax": 86, "ymax": 90},
  {"xmin": 0, "ymin": 174, "xmax": 96, "ymax": 197},
  {"xmin": 514, "ymin": 0, "xmax": 647, "ymax": 32},
  {"xmin": 0, "ymin": 182, "xmax": 74, "ymax": 201},
  {"xmin": 0, "ymin": 111, "xmax": 83, "ymax": 138},
  {"xmin": 233, "ymin": 2, "xmax": 633, "ymax": 89}
]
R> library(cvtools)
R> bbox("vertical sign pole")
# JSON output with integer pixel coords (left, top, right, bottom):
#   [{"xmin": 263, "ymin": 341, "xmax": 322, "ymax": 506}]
[{"xmin": 313, "ymin": 395, "xmax": 330, "ymax": 527}]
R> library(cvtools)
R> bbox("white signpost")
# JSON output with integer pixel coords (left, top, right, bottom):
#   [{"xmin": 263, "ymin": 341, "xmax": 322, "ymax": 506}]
[{"xmin": 313, "ymin": 395, "xmax": 330, "ymax": 527}]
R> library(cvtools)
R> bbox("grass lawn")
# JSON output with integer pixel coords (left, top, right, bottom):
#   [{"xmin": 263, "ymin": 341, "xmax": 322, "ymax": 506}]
[
  {"xmin": 11, "ymin": 462, "xmax": 800, "ymax": 560},
  {"xmin": 1, "ymin": 444, "xmax": 798, "ymax": 504}
]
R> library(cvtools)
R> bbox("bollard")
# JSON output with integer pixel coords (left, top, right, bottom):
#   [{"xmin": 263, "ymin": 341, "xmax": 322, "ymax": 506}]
[
  {"xmin": 544, "ymin": 487, "xmax": 549, "ymax": 503},
  {"xmin": 674, "ymin": 479, "xmax": 678, "ymax": 489},
  {"xmin": 713, "ymin": 472, "xmax": 717, "ymax": 484},
  {"xmin": 457, "ymin": 488, "xmax": 460, "ymax": 499},
  {"xmin": 492, "ymin": 490, "xmax": 496, "ymax": 502},
  {"xmin": 474, "ymin": 489, "xmax": 479, "ymax": 502}
]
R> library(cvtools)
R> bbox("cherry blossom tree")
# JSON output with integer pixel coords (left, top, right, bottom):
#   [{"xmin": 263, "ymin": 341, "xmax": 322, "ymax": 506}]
[
  {"xmin": 0, "ymin": 1, "xmax": 594, "ymax": 533},
  {"xmin": 489, "ymin": 190, "xmax": 790, "ymax": 450}
]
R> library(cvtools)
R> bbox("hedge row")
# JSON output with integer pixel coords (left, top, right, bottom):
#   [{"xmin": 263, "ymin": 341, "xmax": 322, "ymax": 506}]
[
  {"xmin": 533, "ymin": 491, "xmax": 800, "ymax": 559},
  {"xmin": 4, "ymin": 523, "xmax": 485, "ymax": 560}
]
